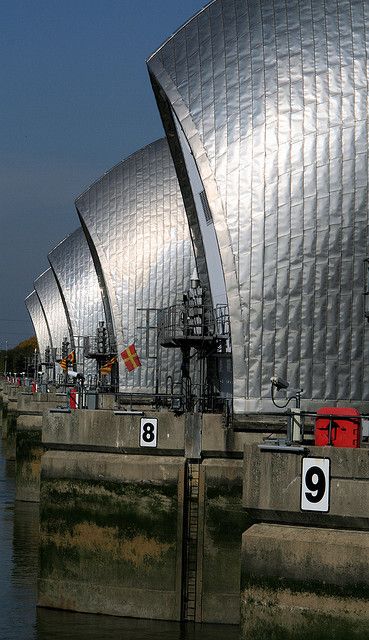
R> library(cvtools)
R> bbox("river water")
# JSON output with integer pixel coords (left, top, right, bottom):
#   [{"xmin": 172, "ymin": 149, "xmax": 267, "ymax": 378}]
[{"xmin": 0, "ymin": 438, "xmax": 239, "ymax": 640}]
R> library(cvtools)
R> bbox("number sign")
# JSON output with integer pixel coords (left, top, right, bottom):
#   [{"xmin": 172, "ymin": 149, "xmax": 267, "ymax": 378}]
[
  {"xmin": 140, "ymin": 418, "xmax": 158, "ymax": 448},
  {"xmin": 301, "ymin": 457, "xmax": 330, "ymax": 512}
]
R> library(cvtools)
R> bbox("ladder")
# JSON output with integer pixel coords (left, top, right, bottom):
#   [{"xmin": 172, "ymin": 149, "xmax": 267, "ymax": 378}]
[{"xmin": 182, "ymin": 461, "xmax": 200, "ymax": 621}]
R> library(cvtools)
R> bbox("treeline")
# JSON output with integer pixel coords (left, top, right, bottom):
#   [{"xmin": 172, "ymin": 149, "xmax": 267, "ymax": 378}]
[{"xmin": 0, "ymin": 336, "xmax": 38, "ymax": 375}]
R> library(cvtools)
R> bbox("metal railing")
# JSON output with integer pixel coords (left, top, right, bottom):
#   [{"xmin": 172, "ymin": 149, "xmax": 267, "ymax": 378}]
[
  {"xmin": 82, "ymin": 336, "xmax": 117, "ymax": 358},
  {"xmin": 234, "ymin": 409, "xmax": 368, "ymax": 446},
  {"xmin": 158, "ymin": 303, "xmax": 230, "ymax": 346}
]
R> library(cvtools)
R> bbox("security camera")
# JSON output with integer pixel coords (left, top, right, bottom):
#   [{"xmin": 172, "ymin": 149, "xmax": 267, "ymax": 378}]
[{"xmin": 270, "ymin": 376, "xmax": 289, "ymax": 390}]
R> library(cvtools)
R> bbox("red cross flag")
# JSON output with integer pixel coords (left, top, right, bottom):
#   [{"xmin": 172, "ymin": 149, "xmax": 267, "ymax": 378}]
[{"xmin": 120, "ymin": 344, "xmax": 141, "ymax": 372}]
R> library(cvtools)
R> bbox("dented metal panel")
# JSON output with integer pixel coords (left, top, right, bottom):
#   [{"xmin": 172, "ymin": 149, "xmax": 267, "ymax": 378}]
[
  {"xmin": 34, "ymin": 268, "xmax": 70, "ymax": 358},
  {"xmin": 48, "ymin": 227, "xmax": 107, "ymax": 377},
  {"xmin": 148, "ymin": 0, "xmax": 369, "ymax": 412},
  {"xmin": 75, "ymin": 138, "xmax": 196, "ymax": 393},
  {"xmin": 25, "ymin": 290, "xmax": 51, "ymax": 359}
]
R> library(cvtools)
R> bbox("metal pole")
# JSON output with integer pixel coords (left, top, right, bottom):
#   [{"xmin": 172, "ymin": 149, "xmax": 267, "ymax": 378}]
[
  {"xmin": 33, "ymin": 348, "xmax": 38, "ymax": 381},
  {"xmin": 4, "ymin": 340, "xmax": 8, "ymax": 376}
]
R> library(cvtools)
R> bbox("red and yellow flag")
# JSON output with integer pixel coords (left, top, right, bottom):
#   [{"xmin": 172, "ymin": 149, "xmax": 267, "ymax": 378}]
[
  {"xmin": 100, "ymin": 356, "xmax": 117, "ymax": 375},
  {"xmin": 59, "ymin": 350, "xmax": 76, "ymax": 371},
  {"xmin": 120, "ymin": 344, "xmax": 141, "ymax": 372}
]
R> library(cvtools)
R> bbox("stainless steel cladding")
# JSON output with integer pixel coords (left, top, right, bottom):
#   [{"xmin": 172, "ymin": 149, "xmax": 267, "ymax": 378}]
[
  {"xmin": 34, "ymin": 268, "xmax": 70, "ymax": 357},
  {"xmin": 25, "ymin": 290, "xmax": 51, "ymax": 358},
  {"xmin": 75, "ymin": 138, "xmax": 196, "ymax": 394},
  {"xmin": 148, "ymin": 0, "xmax": 369, "ymax": 412},
  {"xmin": 48, "ymin": 227, "xmax": 108, "ymax": 376}
]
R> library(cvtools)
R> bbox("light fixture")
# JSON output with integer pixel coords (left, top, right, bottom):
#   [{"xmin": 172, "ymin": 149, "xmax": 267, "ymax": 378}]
[
  {"xmin": 270, "ymin": 374, "xmax": 302, "ymax": 409},
  {"xmin": 190, "ymin": 268, "xmax": 200, "ymax": 290},
  {"xmin": 270, "ymin": 376, "xmax": 289, "ymax": 391}
]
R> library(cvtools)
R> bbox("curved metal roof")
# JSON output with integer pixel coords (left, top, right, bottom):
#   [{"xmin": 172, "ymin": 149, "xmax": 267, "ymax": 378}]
[
  {"xmin": 148, "ymin": 0, "xmax": 369, "ymax": 411},
  {"xmin": 48, "ymin": 227, "xmax": 109, "ymax": 377},
  {"xmin": 25, "ymin": 290, "xmax": 51, "ymax": 359},
  {"xmin": 34, "ymin": 268, "xmax": 70, "ymax": 357},
  {"xmin": 75, "ymin": 138, "xmax": 196, "ymax": 394}
]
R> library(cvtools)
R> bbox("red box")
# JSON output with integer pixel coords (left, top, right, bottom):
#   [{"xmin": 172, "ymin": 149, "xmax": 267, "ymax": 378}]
[
  {"xmin": 69, "ymin": 388, "xmax": 78, "ymax": 410},
  {"xmin": 315, "ymin": 407, "xmax": 361, "ymax": 448}
]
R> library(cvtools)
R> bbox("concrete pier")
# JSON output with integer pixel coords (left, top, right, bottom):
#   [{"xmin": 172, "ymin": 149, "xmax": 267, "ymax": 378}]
[
  {"xmin": 31, "ymin": 403, "xmax": 369, "ymax": 631},
  {"xmin": 16, "ymin": 412, "xmax": 44, "ymax": 502},
  {"xmin": 38, "ymin": 450, "xmax": 185, "ymax": 620},
  {"xmin": 241, "ymin": 444, "xmax": 369, "ymax": 638},
  {"xmin": 4, "ymin": 413, "xmax": 17, "ymax": 459},
  {"xmin": 15, "ymin": 392, "xmax": 67, "ymax": 502},
  {"xmin": 0, "ymin": 381, "xmax": 4, "ymax": 434},
  {"xmin": 3, "ymin": 385, "xmax": 20, "ymax": 459},
  {"xmin": 0, "ymin": 384, "xmax": 67, "ymax": 501},
  {"xmin": 199, "ymin": 459, "xmax": 248, "ymax": 623},
  {"xmin": 241, "ymin": 524, "xmax": 369, "ymax": 639},
  {"xmin": 38, "ymin": 409, "xmax": 260, "ymax": 623}
]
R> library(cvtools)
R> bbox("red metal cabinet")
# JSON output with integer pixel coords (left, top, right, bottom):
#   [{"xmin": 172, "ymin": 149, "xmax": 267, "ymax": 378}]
[
  {"xmin": 69, "ymin": 388, "xmax": 78, "ymax": 410},
  {"xmin": 315, "ymin": 407, "xmax": 361, "ymax": 448}
]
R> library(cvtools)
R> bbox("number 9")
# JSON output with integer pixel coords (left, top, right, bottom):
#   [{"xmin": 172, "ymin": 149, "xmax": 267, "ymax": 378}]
[{"xmin": 305, "ymin": 466, "xmax": 325, "ymax": 503}]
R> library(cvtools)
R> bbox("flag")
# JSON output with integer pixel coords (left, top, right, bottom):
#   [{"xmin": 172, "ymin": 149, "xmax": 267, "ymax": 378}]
[
  {"xmin": 100, "ymin": 356, "xmax": 117, "ymax": 375},
  {"xmin": 59, "ymin": 358, "xmax": 67, "ymax": 371},
  {"xmin": 120, "ymin": 344, "xmax": 141, "ymax": 372},
  {"xmin": 59, "ymin": 350, "xmax": 76, "ymax": 371}
]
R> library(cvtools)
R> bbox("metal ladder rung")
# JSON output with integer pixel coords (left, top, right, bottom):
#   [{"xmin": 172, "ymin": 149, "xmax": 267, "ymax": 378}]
[{"xmin": 182, "ymin": 461, "xmax": 201, "ymax": 621}]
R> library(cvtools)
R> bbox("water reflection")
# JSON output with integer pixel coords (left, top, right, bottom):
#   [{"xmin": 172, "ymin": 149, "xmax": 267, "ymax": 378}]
[
  {"xmin": 0, "ymin": 438, "xmax": 239, "ymax": 640},
  {"xmin": 36, "ymin": 609, "xmax": 239, "ymax": 640}
]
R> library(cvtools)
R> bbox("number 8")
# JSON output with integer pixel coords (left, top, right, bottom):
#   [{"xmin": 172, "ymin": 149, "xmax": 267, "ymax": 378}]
[{"xmin": 142, "ymin": 422, "xmax": 155, "ymax": 443}]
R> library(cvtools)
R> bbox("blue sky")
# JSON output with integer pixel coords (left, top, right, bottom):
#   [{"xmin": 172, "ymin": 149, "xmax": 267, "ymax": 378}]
[{"xmin": 0, "ymin": 0, "xmax": 206, "ymax": 347}]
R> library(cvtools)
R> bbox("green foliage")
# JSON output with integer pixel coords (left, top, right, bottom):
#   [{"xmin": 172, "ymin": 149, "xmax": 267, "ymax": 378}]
[{"xmin": 0, "ymin": 335, "xmax": 37, "ymax": 374}]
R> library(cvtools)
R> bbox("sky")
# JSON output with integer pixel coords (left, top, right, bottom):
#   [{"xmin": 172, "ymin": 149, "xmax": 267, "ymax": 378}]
[{"xmin": 0, "ymin": 0, "xmax": 207, "ymax": 348}]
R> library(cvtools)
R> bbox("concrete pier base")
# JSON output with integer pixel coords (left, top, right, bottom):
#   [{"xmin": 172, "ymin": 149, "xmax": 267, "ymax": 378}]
[
  {"xmin": 241, "ymin": 444, "xmax": 369, "ymax": 638},
  {"xmin": 0, "ymin": 396, "xmax": 4, "ymax": 435},
  {"xmin": 241, "ymin": 523, "xmax": 369, "ymax": 639},
  {"xmin": 1, "ymin": 408, "xmax": 7, "ymax": 439},
  {"xmin": 16, "ymin": 414, "xmax": 43, "ymax": 502},
  {"xmin": 199, "ymin": 459, "xmax": 249, "ymax": 624},
  {"xmin": 38, "ymin": 450, "xmax": 185, "ymax": 620},
  {"xmin": 4, "ymin": 410, "xmax": 18, "ymax": 460},
  {"xmin": 37, "ymin": 409, "xmax": 258, "ymax": 623},
  {"xmin": 13, "ymin": 392, "xmax": 67, "ymax": 502}
]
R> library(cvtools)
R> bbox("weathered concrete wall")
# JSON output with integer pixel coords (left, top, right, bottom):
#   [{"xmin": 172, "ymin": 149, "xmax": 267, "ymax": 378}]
[
  {"xmin": 202, "ymin": 414, "xmax": 272, "ymax": 457},
  {"xmin": 39, "ymin": 409, "xmax": 255, "ymax": 624},
  {"xmin": 199, "ymin": 459, "xmax": 249, "ymax": 624},
  {"xmin": 43, "ymin": 409, "xmax": 185, "ymax": 454},
  {"xmin": 38, "ymin": 408, "xmax": 312, "ymax": 625},
  {"xmin": 17, "ymin": 392, "xmax": 67, "ymax": 413},
  {"xmin": 43, "ymin": 408, "xmax": 272, "ymax": 458},
  {"xmin": 243, "ymin": 444, "xmax": 369, "ymax": 529},
  {"xmin": 0, "ymin": 383, "xmax": 22, "ymax": 443},
  {"xmin": 14, "ymin": 392, "xmax": 67, "ymax": 501},
  {"xmin": 98, "ymin": 394, "xmax": 116, "ymax": 410},
  {"xmin": 241, "ymin": 523, "xmax": 369, "ymax": 639},
  {"xmin": 4, "ymin": 410, "xmax": 18, "ymax": 460},
  {"xmin": 16, "ymin": 414, "xmax": 43, "ymax": 502},
  {"xmin": 38, "ymin": 451, "xmax": 185, "ymax": 620},
  {"xmin": 0, "ymin": 383, "xmax": 4, "ymax": 431},
  {"xmin": 241, "ymin": 444, "xmax": 369, "ymax": 638},
  {"xmin": 1, "ymin": 402, "xmax": 7, "ymax": 440}
]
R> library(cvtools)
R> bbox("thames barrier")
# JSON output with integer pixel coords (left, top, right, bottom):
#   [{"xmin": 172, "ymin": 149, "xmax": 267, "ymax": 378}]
[{"xmin": 2, "ymin": 0, "xmax": 369, "ymax": 638}]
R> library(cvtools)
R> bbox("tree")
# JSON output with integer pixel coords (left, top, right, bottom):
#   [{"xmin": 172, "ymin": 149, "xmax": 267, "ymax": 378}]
[{"xmin": 0, "ymin": 336, "xmax": 37, "ymax": 375}]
